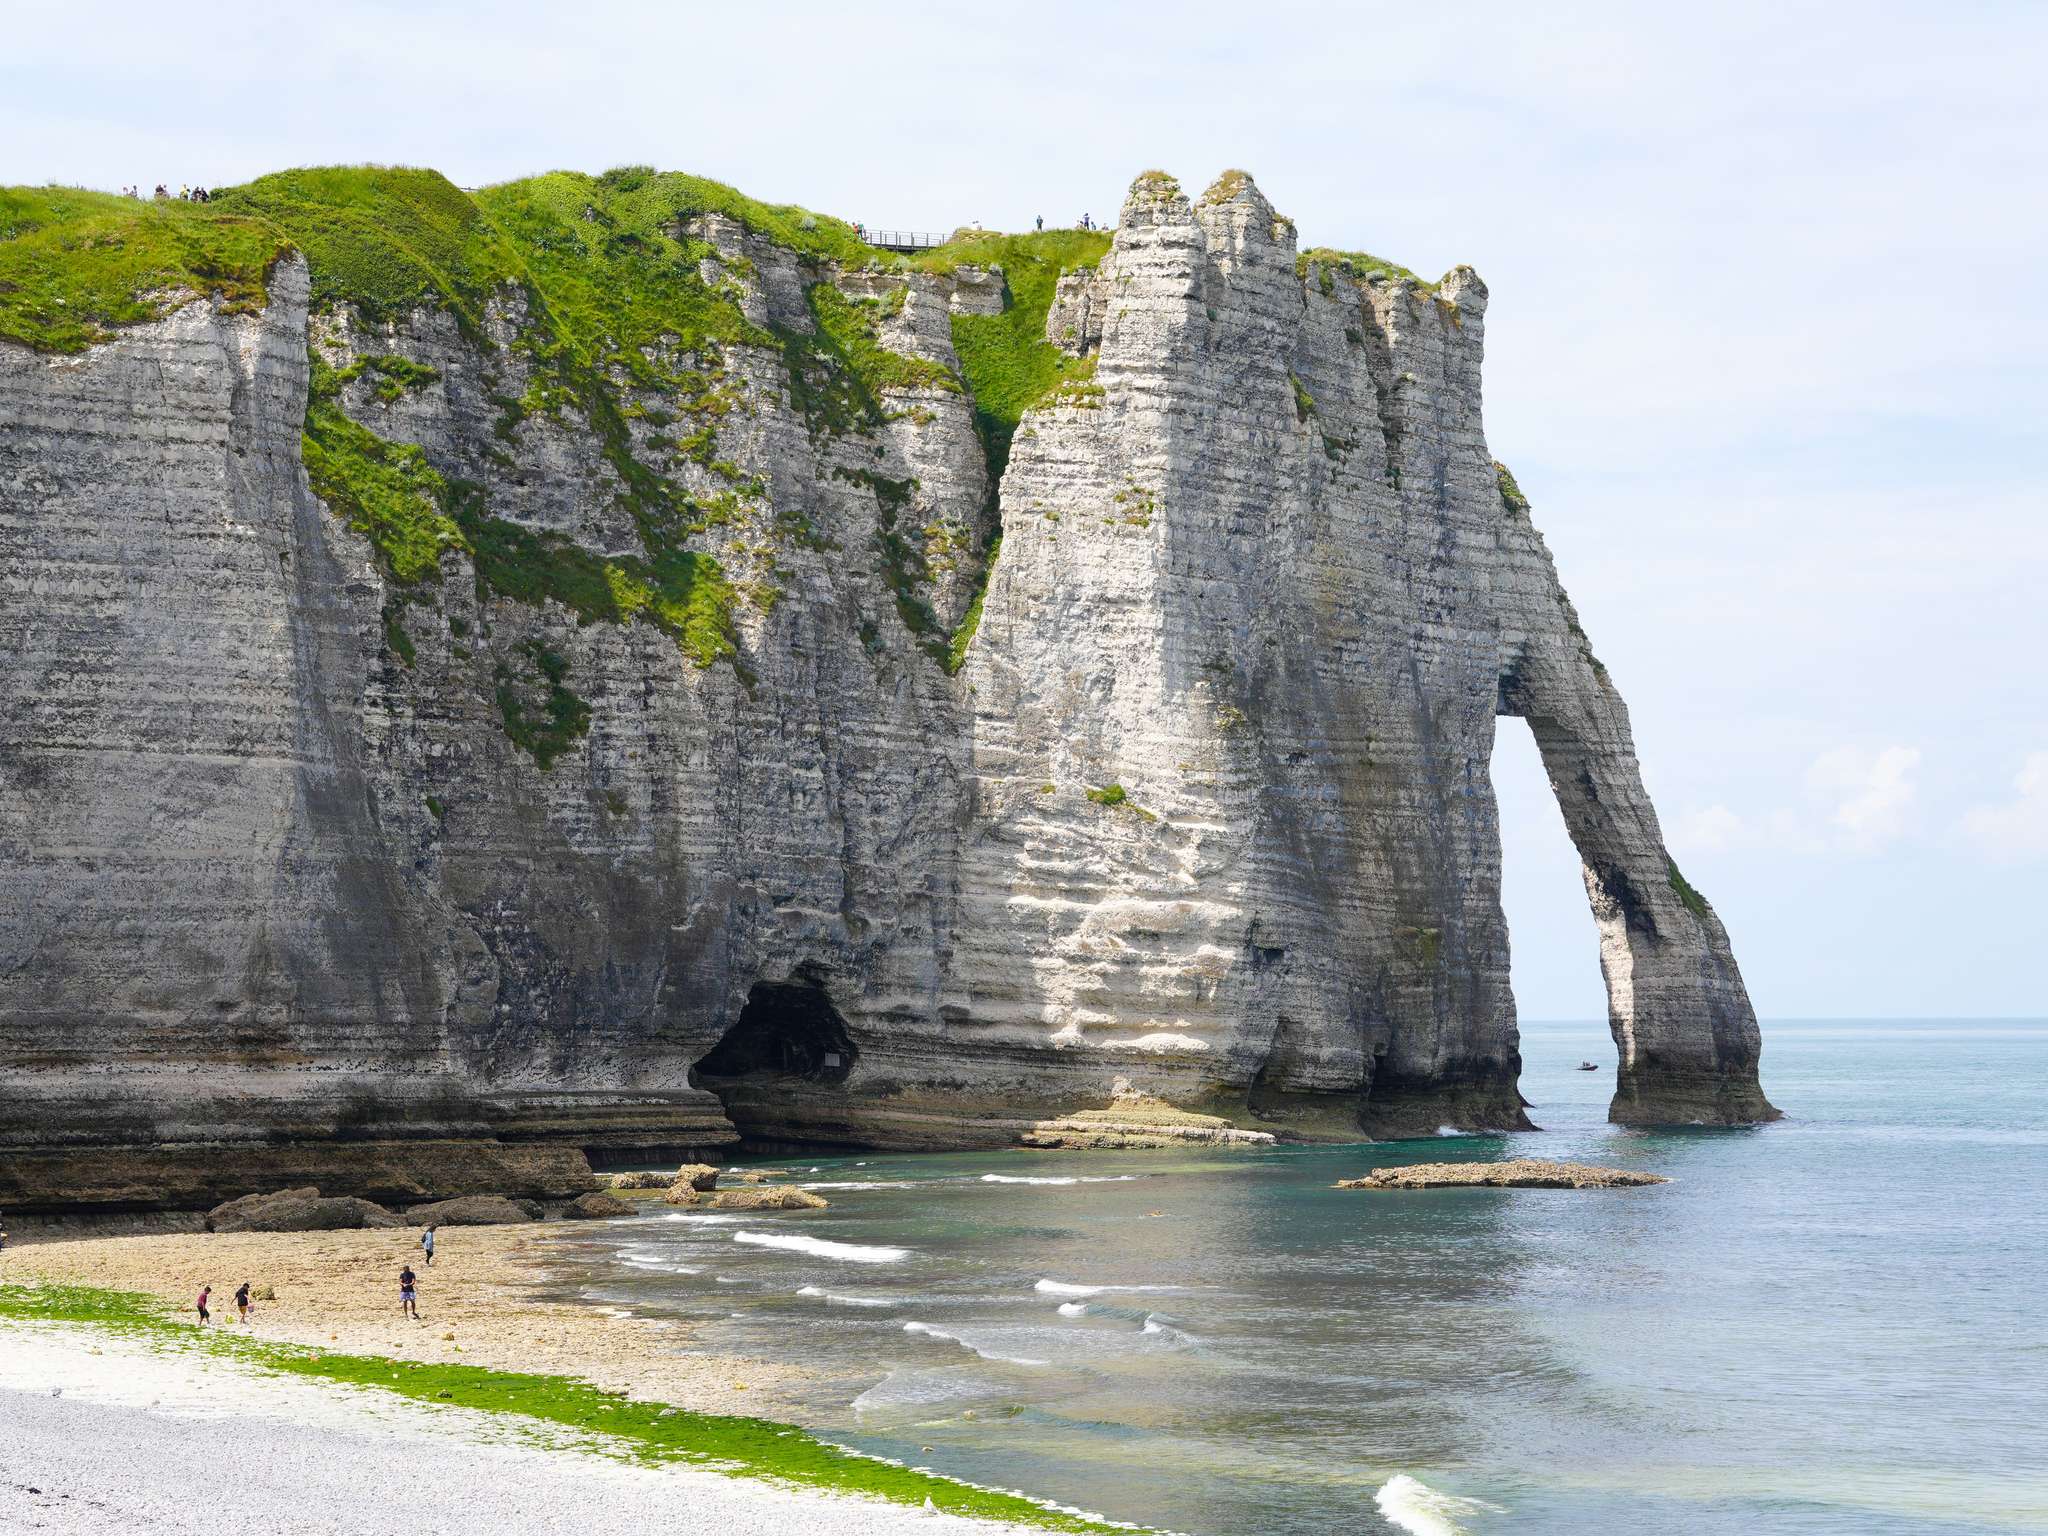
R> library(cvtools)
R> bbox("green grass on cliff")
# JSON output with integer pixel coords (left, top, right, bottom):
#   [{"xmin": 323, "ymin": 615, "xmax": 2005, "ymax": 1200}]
[
  {"xmin": 1667, "ymin": 858, "xmax": 1713, "ymax": 921},
  {"xmin": 1296, "ymin": 245, "xmax": 1433, "ymax": 293},
  {"xmin": 945, "ymin": 531, "xmax": 1000, "ymax": 675},
  {"xmin": 912, "ymin": 229, "xmax": 1112, "ymax": 489},
  {"xmin": 304, "ymin": 356, "xmax": 466, "ymax": 585},
  {"xmin": 0, "ymin": 169, "xmax": 1104, "ymax": 691},
  {"xmin": 0, "ymin": 186, "xmax": 290, "ymax": 351},
  {"xmin": 0, "ymin": 1283, "xmax": 1123, "ymax": 1532}
]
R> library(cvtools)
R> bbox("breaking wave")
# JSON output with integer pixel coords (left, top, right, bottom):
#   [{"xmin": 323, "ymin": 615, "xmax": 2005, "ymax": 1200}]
[
  {"xmin": 1139, "ymin": 1313, "xmax": 1199, "ymax": 1346},
  {"xmin": 733, "ymin": 1231, "xmax": 909, "ymax": 1263},
  {"xmin": 796, "ymin": 1285, "xmax": 896, "ymax": 1308},
  {"xmin": 903, "ymin": 1320, "xmax": 1048, "ymax": 1367},
  {"xmin": 1056, "ymin": 1301, "xmax": 1089, "ymax": 1317},
  {"xmin": 1034, "ymin": 1278, "xmax": 1173, "ymax": 1297},
  {"xmin": 1374, "ymin": 1474, "xmax": 1502, "ymax": 1536},
  {"xmin": 979, "ymin": 1173, "xmax": 1139, "ymax": 1185},
  {"xmin": 615, "ymin": 1247, "xmax": 700, "ymax": 1275}
]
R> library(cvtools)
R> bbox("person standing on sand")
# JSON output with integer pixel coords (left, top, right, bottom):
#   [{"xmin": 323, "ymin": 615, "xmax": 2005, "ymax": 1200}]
[
  {"xmin": 420, "ymin": 1224, "xmax": 436, "ymax": 1265},
  {"xmin": 399, "ymin": 1265, "xmax": 420, "ymax": 1320},
  {"xmin": 235, "ymin": 1282, "xmax": 252, "ymax": 1324},
  {"xmin": 195, "ymin": 1285, "xmax": 211, "ymax": 1325}
]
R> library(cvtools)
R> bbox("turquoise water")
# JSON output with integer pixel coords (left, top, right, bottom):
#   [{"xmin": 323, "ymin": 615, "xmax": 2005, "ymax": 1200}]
[{"xmin": 550, "ymin": 1021, "xmax": 2048, "ymax": 1534}]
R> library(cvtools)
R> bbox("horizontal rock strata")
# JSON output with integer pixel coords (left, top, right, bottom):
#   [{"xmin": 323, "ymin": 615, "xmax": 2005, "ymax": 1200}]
[{"xmin": 0, "ymin": 166, "xmax": 1774, "ymax": 1209}]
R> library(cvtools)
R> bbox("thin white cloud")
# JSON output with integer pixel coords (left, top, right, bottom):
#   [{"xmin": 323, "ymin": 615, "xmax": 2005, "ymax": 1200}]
[
  {"xmin": 1806, "ymin": 745, "xmax": 1921, "ymax": 851},
  {"xmin": 1960, "ymin": 752, "xmax": 2048, "ymax": 863}
]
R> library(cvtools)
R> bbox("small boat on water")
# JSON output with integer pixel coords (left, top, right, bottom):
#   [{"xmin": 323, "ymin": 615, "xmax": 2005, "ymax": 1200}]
[{"xmin": 1577, "ymin": 1060, "xmax": 1600, "ymax": 1071}]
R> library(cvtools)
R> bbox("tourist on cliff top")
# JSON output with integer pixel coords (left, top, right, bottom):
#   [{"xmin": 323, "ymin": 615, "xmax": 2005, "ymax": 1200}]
[
  {"xmin": 1035, "ymin": 214, "xmax": 1043, "ymax": 231},
  {"xmin": 420, "ymin": 1224, "xmax": 436, "ymax": 1265},
  {"xmin": 195, "ymin": 1285, "xmax": 211, "ymax": 1325},
  {"xmin": 235, "ymin": 1282, "xmax": 252, "ymax": 1324},
  {"xmin": 399, "ymin": 1265, "xmax": 420, "ymax": 1320}
]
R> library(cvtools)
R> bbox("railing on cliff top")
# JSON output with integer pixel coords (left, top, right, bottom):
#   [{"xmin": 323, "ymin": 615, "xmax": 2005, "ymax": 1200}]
[{"xmin": 862, "ymin": 230, "xmax": 950, "ymax": 253}]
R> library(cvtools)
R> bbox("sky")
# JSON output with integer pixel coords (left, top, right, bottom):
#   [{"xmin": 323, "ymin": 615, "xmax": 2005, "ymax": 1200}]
[{"xmin": 5, "ymin": 2, "xmax": 2043, "ymax": 1019}]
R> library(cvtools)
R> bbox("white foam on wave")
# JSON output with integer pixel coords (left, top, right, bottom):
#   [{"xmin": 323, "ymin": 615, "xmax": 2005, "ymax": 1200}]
[
  {"xmin": 615, "ymin": 1247, "xmax": 701, "ymax": 1275},
  {"xmin": 1034, "ymin": 1278, "xmax": 1172, "ymax": 1297},
  {"xmin": 1055, "ymin": 1301, "xmax": 1088, "ymax": 1317},
  {"xmin": 1139, "ymin": 1313, "xmax": 1199, "ymax": 1346},
  {"xmin": 660, "ymin": 1212, "xmax": 748, "ymax": 1225},
  {"xmin": 1434, "ymin": 1125, "xmax": 1469, "ymax": 1138},
  {"xmin": 799, "ymin": 1180, "xmax": 916, "ymax": 1191},
  {"xmin": 902, "ymin": 1320, "xmax": 1047, "ymax": 1367},
  {"xmin": 1374, "ymin": 1474, "xmax": 1502, "ymax": 1536},
  {"xmin": 733, "ymin": 1230, "xmax": 909, "ymax": 1263},
  {"xmin": 979, "ymin": 1173, "xmax": 1139, "ymax": 1185},
  {"xmin": 797, "ymin": 1285, "xmax": 896, "ymax": 1308}
]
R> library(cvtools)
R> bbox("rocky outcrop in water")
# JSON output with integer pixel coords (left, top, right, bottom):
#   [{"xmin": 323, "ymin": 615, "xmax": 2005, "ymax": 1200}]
[
  {"xmin": 0, "ymin": 166, "xmax": 1775, "ymax": 1209},
  {"xmin": 1337, "ymin": 1160, "xmax": 1669, "ymax": 1190}
]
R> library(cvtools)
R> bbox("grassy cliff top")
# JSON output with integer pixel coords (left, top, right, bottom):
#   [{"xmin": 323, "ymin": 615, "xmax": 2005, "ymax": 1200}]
[
  {"xmin": 0, "ymin": 165, "xmax": 887, "ymax": 356},
  {"xmin": 0, "ymin": 167, "xmax": 1114, "ymax": 472}
]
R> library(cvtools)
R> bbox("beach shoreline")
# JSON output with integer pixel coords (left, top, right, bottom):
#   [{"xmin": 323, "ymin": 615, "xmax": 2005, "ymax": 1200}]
[{"xmin": 0, "ymin": 1218, "xmax": 819, "ymax": 1418}]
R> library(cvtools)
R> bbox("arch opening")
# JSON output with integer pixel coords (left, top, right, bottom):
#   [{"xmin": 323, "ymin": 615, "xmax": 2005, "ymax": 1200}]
[{"xmin": 1493, "ymin": 715, "xmax": 1610, "ymax": 1031}]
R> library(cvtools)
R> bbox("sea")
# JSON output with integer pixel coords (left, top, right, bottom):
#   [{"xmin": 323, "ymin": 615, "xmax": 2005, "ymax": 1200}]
[{"xmin": 542, "ymin": 1020, "xmax": 2048, "ymax": 1535}]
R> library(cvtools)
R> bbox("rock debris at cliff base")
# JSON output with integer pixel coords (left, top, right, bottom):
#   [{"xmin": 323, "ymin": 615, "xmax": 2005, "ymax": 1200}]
[{"xmin": 0, "ymin": 165, "xmax": 1774, "ymax": 1211}]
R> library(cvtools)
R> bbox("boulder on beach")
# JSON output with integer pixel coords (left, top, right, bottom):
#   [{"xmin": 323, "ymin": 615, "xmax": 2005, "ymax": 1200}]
[
  {"xmin": 407, "ymin": 1194, "xmax": 543, "ymax": 1225},
  {"xmin": 562, "ymin": 1191, "xmax": 633, "ymax": 1219},
  {"xmin": 206, "ymin": 1187, "xmax": 402, "ymax": 1233},
  {"xmin": 610, "ymin": 1163, "xmax": 720, "ymax": 1191},
  {"xmin": 665, "ymin": 1184, "xmax": 827, "ymax": 1211},
  {"xmin": 1336, "ymin": 1159, "xmax": 1668, "ymax": 1191}
]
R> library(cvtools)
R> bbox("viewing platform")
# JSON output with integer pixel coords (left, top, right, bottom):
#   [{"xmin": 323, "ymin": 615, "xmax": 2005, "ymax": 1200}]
[{"xmin": 862, "ymin": 229, "xmax": 950, "ymax": 253}]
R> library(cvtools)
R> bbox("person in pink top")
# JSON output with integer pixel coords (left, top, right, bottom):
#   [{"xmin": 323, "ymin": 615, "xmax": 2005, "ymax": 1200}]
[{"xmin": 195, "ymin": 1286, "xmax": 211, "ymax": 1325}]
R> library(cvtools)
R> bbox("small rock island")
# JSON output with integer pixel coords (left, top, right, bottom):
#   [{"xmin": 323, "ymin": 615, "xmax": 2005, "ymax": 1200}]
[{"xmin": 1337, "ymin": 1159, "xmax": 1669, "ymax": 1190}]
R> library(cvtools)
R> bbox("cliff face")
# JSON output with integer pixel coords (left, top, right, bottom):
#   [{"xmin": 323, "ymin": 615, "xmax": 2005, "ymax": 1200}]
[{"xmin": 0, "ymin": 168, "xmax": 1775, "ymax": 1209}]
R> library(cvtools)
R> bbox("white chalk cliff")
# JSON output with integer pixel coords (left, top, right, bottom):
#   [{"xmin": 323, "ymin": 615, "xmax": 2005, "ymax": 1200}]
[{"xmin": 0, "ymin": 168, "xmax": 1776, "ymax": 1209}]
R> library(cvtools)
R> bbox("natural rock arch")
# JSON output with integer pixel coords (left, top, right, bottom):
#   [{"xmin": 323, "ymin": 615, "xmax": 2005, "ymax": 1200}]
[{"xmin": 1491, "ymin": 471, "xmax": 1778, "ymax": 1126}]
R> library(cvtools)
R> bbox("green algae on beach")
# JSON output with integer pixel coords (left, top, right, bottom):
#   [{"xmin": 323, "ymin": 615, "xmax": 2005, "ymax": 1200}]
[{"xmin": 0, "ymin": 1282, "xmax": 1126, "ymax": 1533}]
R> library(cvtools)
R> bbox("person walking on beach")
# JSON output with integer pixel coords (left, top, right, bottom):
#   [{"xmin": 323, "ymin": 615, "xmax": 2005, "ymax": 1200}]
[
  {"xmin": 399, "ymin": 1265, "xmax": 420, "ymax": 1320},
  {"xmin": 420, "ymin": 1224, "xmax": 436, "ymax": 1265},
  {"xmin": 234, "ymin": 1282, "xmax": 252, "ymax": 1324},
  {"xmin": 195, "ymin": 1285, "xmax": 211, "ymax": 1325}
]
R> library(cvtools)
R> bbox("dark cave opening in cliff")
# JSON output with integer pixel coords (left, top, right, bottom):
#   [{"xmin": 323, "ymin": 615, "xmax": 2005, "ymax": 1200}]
[{"xmin": 690, "ymin": 978, "xmax": 858, "ymax": 1094}]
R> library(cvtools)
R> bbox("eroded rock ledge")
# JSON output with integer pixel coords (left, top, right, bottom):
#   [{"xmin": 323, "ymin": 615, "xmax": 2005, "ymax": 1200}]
[
  {"xmin": 0, "ymin": 166, "xmax": 1774, "ymax": 1211},
  {"xmin": 1337, "ymin": 1160, "xmax": 1669, "ymax": 1190}
]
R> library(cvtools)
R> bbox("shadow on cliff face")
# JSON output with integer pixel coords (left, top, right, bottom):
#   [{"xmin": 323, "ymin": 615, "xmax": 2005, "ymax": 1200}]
[{"xmin": 689, "ymin": 978, "xmax": 858, "ymax": 1143}]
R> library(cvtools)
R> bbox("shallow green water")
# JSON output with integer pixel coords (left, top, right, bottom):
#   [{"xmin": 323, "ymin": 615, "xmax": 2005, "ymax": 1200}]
[{"xmin": 548, "ymin": 1021, "xmax": 2048, "ymax": 1534}]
